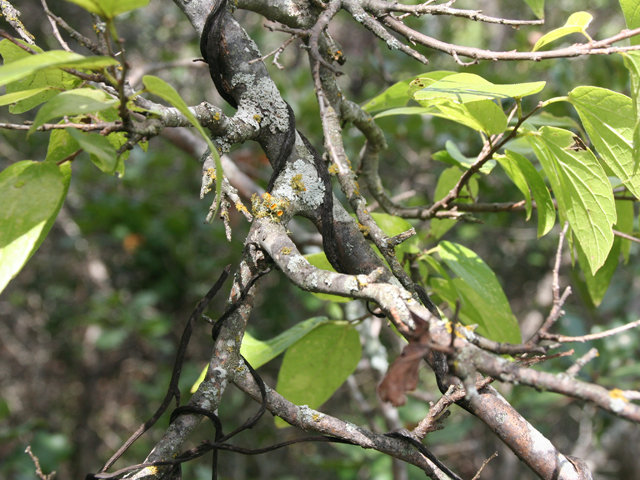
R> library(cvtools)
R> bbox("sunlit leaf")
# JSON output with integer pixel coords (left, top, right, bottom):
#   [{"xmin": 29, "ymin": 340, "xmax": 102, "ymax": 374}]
[
  {"xmin": 620, "ymin": 0, "xmax": 640, "ymax": 46},
  {"xmin": 568, "ymin": 86, "xmax": 640, "ymax": 198},
  {"xmin": 528, "ymin": 127, "xmax": 616, "ymax": 273},
  {"xmin": 362, "ymin": 71, "xmax": 455, "ymax": 113},
  {"xmin": 0, "ymin": 48, "xmax": 116, "ymax": 88},
  {"xmin": 413, "ymin": 73, "xmax": 545, "ymax": 103},
  {"xmin": 532, "ymin": 12, "xmax": 593, "ymax": 51},
  {"xmin": 437, "ymin": 241, "xmax": 521, "ymax": 343},
  {"xmin": 0, "ymin": 40, "xmax": 80, "ymax": 113},
  {"xmin": 191, "ymin": 317, "xmax": 330, "ymax": 393},
  {"xmin": 0, "ymin": 161, "xmax": 69, "ymax": 294},
  {"xmin": 275, "ymin": 323, "xmax": 361, "ymax": 427},
  {"xmin": 622, "ymin": 52, "xmax": 640, "ymax": 173},
  {"xmin": 64, "ymin": 0, "xmax": 149, "ymax": 19}
]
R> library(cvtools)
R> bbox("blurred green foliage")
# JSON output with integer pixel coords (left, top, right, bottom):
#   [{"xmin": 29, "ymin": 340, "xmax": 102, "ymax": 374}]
[{"xmin": 1, "ymin": 0, "xmax": 639, "ymax": 479}]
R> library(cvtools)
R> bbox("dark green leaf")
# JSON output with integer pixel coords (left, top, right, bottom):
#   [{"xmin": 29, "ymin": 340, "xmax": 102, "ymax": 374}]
[
  {"xmin": 615, "ymin": 199, "xmax": 634, "ymax": 264},
  {"xmin": 523, "ymin": 0, "xmax": 545, "ymax": 19},
  {"xmin": 499, "ymin": 150, "xmax": 555, "ymax": 236},
  {"xmin": 67, "ymin": 128, "xmax": 118, "ymax": 174},
  {"xmin": 430, "ymin": 167, "xmax": 477, "ymax": 240},
  {"xmin": 577, "ymin": 237, "xmax": 620, "ymax": 307}
]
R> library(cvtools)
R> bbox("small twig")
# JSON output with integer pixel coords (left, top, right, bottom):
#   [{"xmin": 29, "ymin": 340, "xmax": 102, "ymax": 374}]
[
  {"xmin": 0, "ymin": 1, "xmax": 35, "ymax": 44},
  {"xmin": 613, "ymin": 229, "xmax": 640, "ymax": 244},
  {"xmin": 56, "ymin": 148, "xmax": 83, "ymax": 166},
  {"xmin": 471, "ymin": 451, "xmax": 498, "ymax": 480},
  {"xmin": 248, "ymin": 33, "xmax": 300, "ymax": 69},
  {"xmin": 25, "ymin": 446, "xmax": 56, "ymax": 480},
  {"xmin": 542, "ymin": 319, "xmax": 640, "ymax": 344},
  {"xmin": 527, "ymin": 223, "xmax": 571, "ymax": 345},
  {"xmin": 40, "ymin": 0, "xmax": 71, "ymax": 51},
  {"xmin": 517, "ymin": 349, "xmax": 574, "ymax": 367},
  {"xmin": 566, "ymin": 348, "xmax": 599, "ymax": 377},
  {"xmin": 450, "ymin": 299, "xmax": 461, "ymax": 348}
]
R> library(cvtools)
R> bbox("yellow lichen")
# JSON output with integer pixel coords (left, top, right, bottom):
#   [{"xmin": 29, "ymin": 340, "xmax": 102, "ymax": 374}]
[
  {"xmin": 281, "ymin": 247, "xmax": 292, "ymax": 255},
  {"xmin": 290, "ymin": 174, "xmax": 306, "ymax": 194},
  {"xmin": 357, "ymin": 223, "xmax": 370, "ymax": 237},
  {"xmin": 328, "ymin": 164, "xmax": 339, "ymax": 175},
  {"xmin": 251, "ymin": 192, "xmax": 290, "ymax": 221},
  {"xmin": 253, "ymin": 114, "xmax": 262, "ymax": 123},
  {"xmin": 235, "ymin": 201, "xmax": 249, "ymax": 214},
  {"xmin": 609, "ymin": 388, "xmax": 628, "ymax": 402}
]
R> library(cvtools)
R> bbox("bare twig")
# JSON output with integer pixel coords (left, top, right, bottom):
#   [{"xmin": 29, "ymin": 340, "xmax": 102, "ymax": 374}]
[
  {"xmin": 543, "ymin": 319, "xmax": 640, "ymax": 344},
  {"xmin": 25, "ymin": 446, "xmax": 56, "ymax": 480},
  {"xmin": 566, "ymin": 348, "xmax": 599, "ymax": 378},
  {"xmin": 471, "ymin": 452, "xmax": 498, "ymax": 480},
  {"xmin": 40, "ymin": 0, "xmax": 71, "ymax": 51},
  {"xmin": 613, "ymin": 229, "xmax": 640, "ymax": 244}
]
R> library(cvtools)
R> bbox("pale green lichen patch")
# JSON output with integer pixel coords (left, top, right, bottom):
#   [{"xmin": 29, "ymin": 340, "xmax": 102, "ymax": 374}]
[{"xmin": 272, "ymin": 158, "xmax": 325, "ymax": 209}]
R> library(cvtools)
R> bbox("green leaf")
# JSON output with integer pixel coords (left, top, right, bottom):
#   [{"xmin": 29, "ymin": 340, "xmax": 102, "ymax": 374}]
[
  {"xmin": 430, "ymin": 167, "xmax": 478, "ymax": 240},
  {"xmin": 0, "ymin": 161, "xmax": 69, "ymax": 294},
  {"xmin": 374, "ymin": 106, "xmax": 432, "ymax": 119},
  {"xmin": 528, "ymin": 127, "xmax": 616, "ymax": 273},
  {"xmin": 369, "ymin": 212, "xmax": 420, "ymax": 254},
  {"xmin": 45, "ymin": 128, "xmax": 81, "ymax": 164},
  {"xmin": 64, "ymin": 0, "xmax": 149, "ymax": 19},
  {"xmin": 495, "ymin": 154, "xmax": 532, "ymax": 220},
  {"xmin": 532, "ymin": 12, "xmax": 593, "ymax": 51},
  {"xmin": 0, "ymin": 87, "xmax": 54, "ymax": 107},
  {"xmin": 622, "ymin": 52, "xmax": 640, "ymax": 173},
  {"xmin": 143, "ymin": 75, "xmax": 223, "ymax": 219},
  {"xmin": 437, "ymin": 241, "xmax": 521, "ymax": 343},
  {"xmin": 97, "ymin": 107, "xmax": 131, "ymax": 176},
  {"xmin": 275, "ymin": 323, "xmax": 361, "ymax": 426},
  {"xmin": 464, "ymin": 99, "xmax": 508, "ymax": 135},
  {"xmin": 362, "ymin": 71, "xmax": 455, "ymax": 113},
  {"xmin": 29, "ymin": 88, "xmax": 118, "ymax": 134},
  {"xmin": 67, "ymin": 128, "xmax": 118, "ymax": 174},
  {"xmin": 0, "ymin": 40, "xmax": 81, "ymax": 113},
  {"xmin": 433, "ymin": 140, "xmax": 496, "ymax": 174},
  {"xmin": 499, "ymin": 150, "xmax": 555, "ymax": 237},
  {"xmin": 576, "ymin": 237, "xmax": 620, "ymax": 307},
  {"xmin": 243, "ymin": 317, "xmax": 330, "ymax": 368},
  {"xmin": 0, "ymin": 47, "xmax": 117, "ymax": 88},
  {"xmin": 305, "ymin": 253, "xmax": 350, "ymax": 303},
  {"xmin": 523, "ymin": 0, "xmax": 545, "ymax": 19},
  {"xmin": 615, "ymin": 199, "xmax": 634, "ymax": 264},
  {"xmin": 525, "ymin": 112, "xmax": 581, "ymax": 130},
  {"xmin": 413, "ymin": 73, "xmax": 545, "ymax": 103},
  {"xmin": 568, "ymin": 86, "xmax": 640, "ymax": 198},
  {"xmin": 620, "ymin": 0, "xmax": 640, "ymax": 46},
  {"xmin": 191, "ymin": 317, "xmax": 330, "ymax": 393}
]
